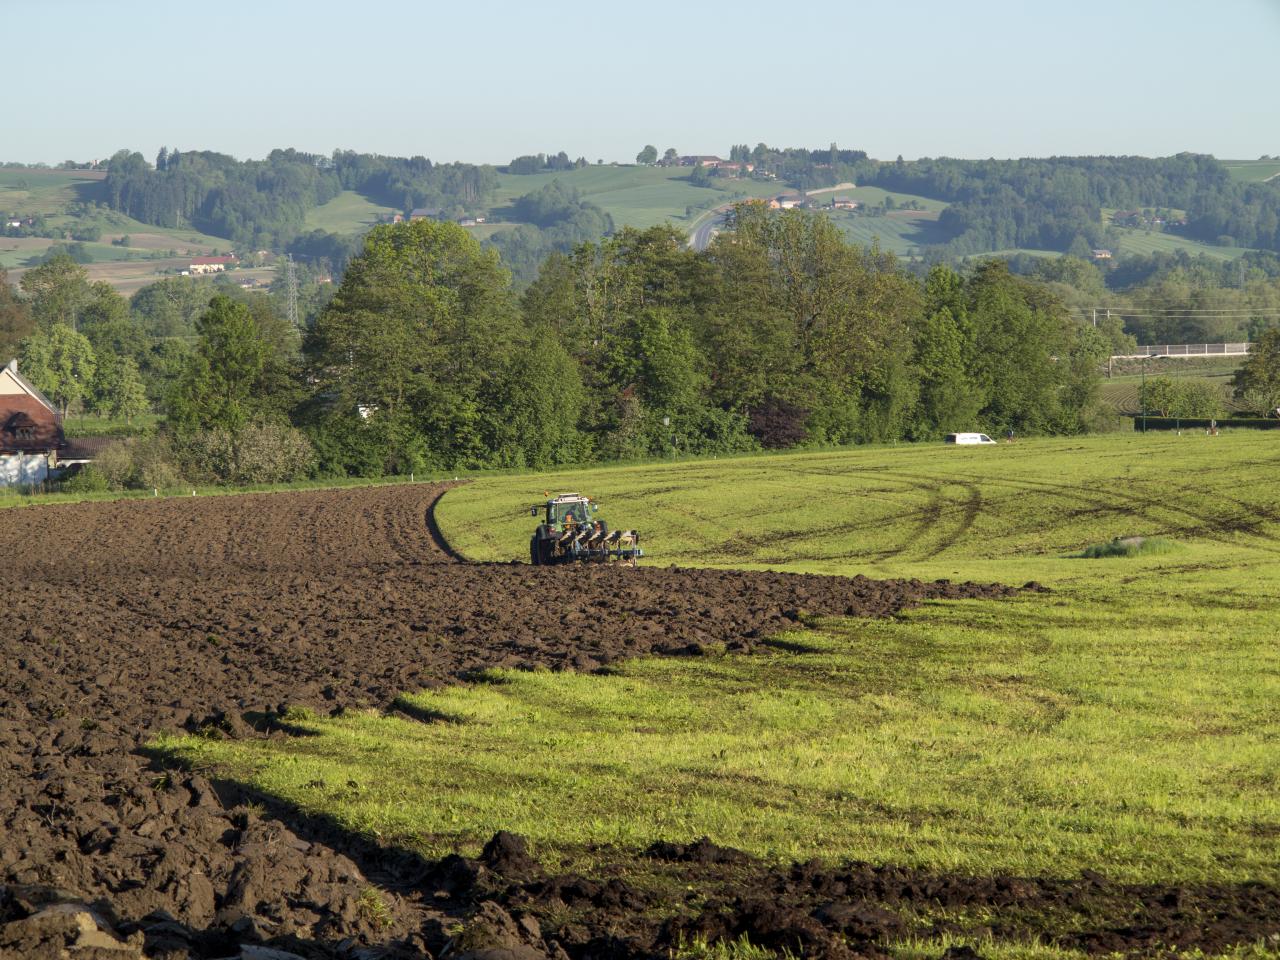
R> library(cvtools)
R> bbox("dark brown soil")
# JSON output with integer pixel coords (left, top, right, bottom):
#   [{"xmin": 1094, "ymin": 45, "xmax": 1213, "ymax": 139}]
[{"xmin": 0, "ymin": 483, "xmax": 1273, "ymax": 959}]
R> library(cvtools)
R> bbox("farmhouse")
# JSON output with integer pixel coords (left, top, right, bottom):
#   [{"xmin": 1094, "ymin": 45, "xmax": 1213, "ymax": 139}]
[
  {"xmin": 1091, "ymin": 249, "xmax": 1113, "ymax": 260},
  {"xmin": 0, "ymin": 359, "xmax": 64, "ymax": 486},
  {"xmin": 188, "ymin": 255, "xmax": 237, "ymax": 275},
  {"xmin": 833, "ymin": 197, "xmax": 858, "ymax": 210},
  {"xmin": 409, "ymin": 207, "xmax": 442, "ymax": 221}
]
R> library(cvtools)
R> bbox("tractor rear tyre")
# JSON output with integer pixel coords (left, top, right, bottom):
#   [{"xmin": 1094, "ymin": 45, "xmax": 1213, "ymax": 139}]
[{"xmin": 530, "ymin": 536, "xmax": 541, "ymax": 566}]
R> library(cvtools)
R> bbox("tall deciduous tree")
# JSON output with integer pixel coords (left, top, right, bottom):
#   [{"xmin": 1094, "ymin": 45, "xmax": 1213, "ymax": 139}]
[
  {"xmin": 20, "ymin": 324, "xmax": 97, "ymax": 416},
  {"xmin": 91, "ymin": 354, "xmax": 150, "ymax": 422},
  {"xmin": 309, "ymin": 219, "xmax": 517, "ymax": 469},
  {"xmin": 19, "ymin": 254, "xmax": 91, "ymax": 329},
  {"xmin": 635, "ymin": 145, "xmax": 658, "ymax": 165},
  {"xmin": 168, "ymin": 295, "xmax": 269, "ymax": 434}
]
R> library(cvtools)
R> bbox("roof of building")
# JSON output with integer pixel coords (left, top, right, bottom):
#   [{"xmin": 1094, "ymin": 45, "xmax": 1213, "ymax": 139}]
[
  {"xmin": 0, "ymin": 395, "xmax": 63, "ymax": 453},
  {"xmin": 3, "ymin": 359, "xmax": 57, "ymax": 415},
  {"xmin": 60, "ymin": 436, "xmax": 114, "ymax": 461}
]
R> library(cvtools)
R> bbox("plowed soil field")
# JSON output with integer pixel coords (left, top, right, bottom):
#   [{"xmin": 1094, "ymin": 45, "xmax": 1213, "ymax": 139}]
[{"xmin": 1, "ymin": 484, "xmax": 1273, "ymax": 959}]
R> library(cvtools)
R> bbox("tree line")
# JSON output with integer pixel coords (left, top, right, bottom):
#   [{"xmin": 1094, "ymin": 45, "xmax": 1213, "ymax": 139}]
[{"xmin": 3, "ymin": 205, "xmax": 1116, "ymax": 488}]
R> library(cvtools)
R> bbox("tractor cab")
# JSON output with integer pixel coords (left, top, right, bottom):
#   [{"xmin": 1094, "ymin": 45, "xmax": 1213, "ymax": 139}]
[{"xmin": 532, "ymin": 494, "xmax": 597, "ymax": 531}]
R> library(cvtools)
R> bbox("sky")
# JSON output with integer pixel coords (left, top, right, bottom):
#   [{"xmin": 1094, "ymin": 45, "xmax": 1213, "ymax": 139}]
[{"xmin": 6, "ymin": 0, "xmax": 1279, "ymax": 165}]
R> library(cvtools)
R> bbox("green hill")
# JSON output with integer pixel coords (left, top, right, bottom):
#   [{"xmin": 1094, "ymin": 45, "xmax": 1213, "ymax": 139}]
[
  {"xmin": 1222, "ymin": 159, "xmax": 1280, "ymax": 182},
  {"xmin": 302, "ymin": 190, "xmax": 399, "ymax": 234}
]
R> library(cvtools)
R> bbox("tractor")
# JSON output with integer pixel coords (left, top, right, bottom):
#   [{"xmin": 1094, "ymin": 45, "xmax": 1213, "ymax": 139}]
[{"xmin": 528, "ymin": 493, "xmax": 643, "ymax": 566}]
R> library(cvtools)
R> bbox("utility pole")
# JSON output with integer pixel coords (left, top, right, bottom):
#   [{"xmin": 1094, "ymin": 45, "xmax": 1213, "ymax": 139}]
[
  {"xmin": 1141, "ymin": 355, "xmax": 1147, "ymax": 434},
  {"xmin": 285, "ymin": 254, "xmax": 299, "ymax": 329}
]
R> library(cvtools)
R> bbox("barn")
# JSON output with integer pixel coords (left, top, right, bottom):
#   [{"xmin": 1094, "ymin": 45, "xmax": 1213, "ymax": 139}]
[{"xmin": 0, "ymin": 359, "xmax": 65, "ymax": 486}]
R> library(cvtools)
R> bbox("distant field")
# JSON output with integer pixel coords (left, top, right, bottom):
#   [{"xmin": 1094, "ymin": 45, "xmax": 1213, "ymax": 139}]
[
  {"xmin": 492, "ymin": 166, "xmax": 783, "ymax": 230},
  {"xmin": 1112, "ymin": 227, "xmax": 1254, "ymax": 261},
  {"xmin": 462, "ymin": 222, "xmax": 518, "ymax": 240},
  {"xmin": 1099, "ymin": 373, "xmax": 1245, "ymax": 415},
  {"xmin": 829, "ymin": 209, "xmax": 950, "ymax": 256},
  {"xmin": 1, "ymin": 168, "xmax": 227, "ymax": 288},
  {"xmin": 0, "ymin": 168, "xmax": 102, "ymax": 211},
  {"xmin": 302, "ymin": 190, "xmax": 399, "ymax": 234},
  {"xmin": 1222, "ymin": 159, "xmax": 1280, "ymax": 182}
]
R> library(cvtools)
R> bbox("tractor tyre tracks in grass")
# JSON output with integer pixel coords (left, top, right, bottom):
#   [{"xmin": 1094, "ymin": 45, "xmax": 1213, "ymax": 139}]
[{"xmin": 0, "ymin": 483, "xmax": 1275, "ymax": 959}]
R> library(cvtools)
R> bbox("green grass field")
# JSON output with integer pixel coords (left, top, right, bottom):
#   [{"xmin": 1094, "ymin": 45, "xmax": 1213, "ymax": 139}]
[
  {"xmin": 1111, "ymin": 227, "xmax": 1254, "ymax": 261},
  {"xmin": 161, "ymin": 433, "xmax": 1280, "ymax": 936},
  {"xmin": 1223, "ymin": 160, "xmax": 1280, "ymax": 182},
  {"xmin": 830, "ymin": 210, "xmax": 950, "ymax": 256},
  {"xmin": 303, "ymin": 190, "xmax": 400, "ymax": 234},
  {"xmin": 491, "ymin": 166, "xmax": 784, "ymax": 230},
  {"xmin": 1099, "ymin": 360, "xmax": 1246, "ymax": 414}
]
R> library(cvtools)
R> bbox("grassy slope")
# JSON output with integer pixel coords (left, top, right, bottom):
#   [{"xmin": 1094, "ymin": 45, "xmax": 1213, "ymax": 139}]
[
  {"xmin": 1223, "ymin": 160, "xmax": 1280, "ymax": 182},
  {"xmin": 491, "ymin": 166, "xmax": 783, "ymax": 230},
  {"xmin": 0, "ymin": 169, "xmax": 230, "ymax": 274},
  {"xmin": 165, "ymin": 433, "xmax": 1280, "ymax": 912},
  {"xmin": 302, "ymin": 190, "xmax": 398, "ymax": 234},
  {"xmin": 1112, "ymin": 227, "xmax": 1254, "ymax": 261}
]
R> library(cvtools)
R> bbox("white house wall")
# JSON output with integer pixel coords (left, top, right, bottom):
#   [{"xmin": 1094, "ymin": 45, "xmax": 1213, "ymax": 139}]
[{"xmin": 0, "ymin": 454, "xmax": 49, "ymax": 486}]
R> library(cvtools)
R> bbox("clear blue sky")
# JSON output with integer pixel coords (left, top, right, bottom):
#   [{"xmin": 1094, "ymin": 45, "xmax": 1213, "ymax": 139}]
[{"xmin": 8, "ymin": 0, "xmax": 1278, "ymax": 164}]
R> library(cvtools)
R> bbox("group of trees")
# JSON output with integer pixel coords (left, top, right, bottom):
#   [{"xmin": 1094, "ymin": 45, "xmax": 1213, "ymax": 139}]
[
  {"xmin": 298, "ymin": 209, "xmax": 1106, "ymax": 475},
  {"xmin": 505, "ymin": 152, "xmax": 590, "ymax": 174}
]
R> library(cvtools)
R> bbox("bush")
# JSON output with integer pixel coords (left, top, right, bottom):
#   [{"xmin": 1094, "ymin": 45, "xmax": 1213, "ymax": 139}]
[
  {"xmin": 90, "ymin": 435, "xmax": 184, "ymax": 490},
  {"xmin": 175, "ymin": 421, "xmax": 314, "ymax": 484},
  {"xmin": 1078, "ymin": 536, "xmax": 1177, "ymax": 559},
  {"xmin": 60, "ymin": 465, "xmax": 109, "ymax": 493}
]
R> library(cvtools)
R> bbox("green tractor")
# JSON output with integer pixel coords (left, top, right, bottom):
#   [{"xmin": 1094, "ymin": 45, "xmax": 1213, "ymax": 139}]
[{"xmin": 528, "ymin": 493, "xmax": 643, "ymax": 566}]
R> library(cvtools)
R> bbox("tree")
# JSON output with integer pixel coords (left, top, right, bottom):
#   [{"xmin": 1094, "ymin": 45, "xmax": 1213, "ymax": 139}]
[
  {"xmin": 91, "ymin": 354, "xmax": 149, "ymax": 422},
  {"xmin": 1139, "ymin": 376, "xmax": 1179, "ymax": 418},
  {"xmin": 480, "ymin": 330, "xmax": 587, "ymax": 468},
  {"xmin": 636, "ymin": 145, "xmax": 658, "ymax": 165},
  {"xmin": 168, "ymin": 295, "xmax": 269, "ymax": 434},
  {"xmin": 309, "ymin": 219, "xmax": 518, "ymax": 470},
  {"xmin": 911, "ymin": 266, "xmax": 981, "ymax": 437},
  {"xmin": 1233, "ymin": 326, "xmax": 1280, "ymax": 415},
  {"xmin": 662, "ymin": 148, "xmax": 678, "ymax": 164},
  {"xmin": 20, "ymin": 324, "xmax": 97, "ymax": 416},
  {"xmin": 19, "ymin": 254, "xmax": 91, "ymax": 329},
  {"xmin": 0, "ymin": 267, "xmax": 34, "ymax": 360}
]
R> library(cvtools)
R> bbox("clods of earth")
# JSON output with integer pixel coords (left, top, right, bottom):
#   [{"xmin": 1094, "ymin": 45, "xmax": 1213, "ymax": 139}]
[{"xmin": 1, "ymin": 484, "xmax": 1274, "ymax": 958}]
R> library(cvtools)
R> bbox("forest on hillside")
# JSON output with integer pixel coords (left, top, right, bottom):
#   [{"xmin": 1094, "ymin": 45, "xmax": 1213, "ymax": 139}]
[{"xmin": 8, "ymin": 145, "xmax": 1272, "ymax": 275}]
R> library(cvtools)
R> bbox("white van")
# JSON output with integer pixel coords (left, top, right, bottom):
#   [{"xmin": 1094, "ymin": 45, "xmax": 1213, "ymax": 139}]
[{"xmin": 944, "ymin": 432, "xmax": 997, "ymax": 445}]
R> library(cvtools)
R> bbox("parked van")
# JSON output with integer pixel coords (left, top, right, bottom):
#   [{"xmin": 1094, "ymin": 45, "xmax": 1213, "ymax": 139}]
[{"xmin": 944, "ymin": 432, "xmax": 997, "ymax": 445}]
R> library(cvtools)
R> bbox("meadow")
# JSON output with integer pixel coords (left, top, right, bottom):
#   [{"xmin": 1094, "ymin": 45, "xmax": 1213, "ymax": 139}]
[
  {"xmin": 1223, "ymin": 160, "xmax": 1280, "ymax": 183},
  {"xmin": 159, "ymin": 432, "xmax": 1280, "ymax": 958},
  {"xmin": 490, "ymin": 165, "xmax": 784, "ymax": 230},
  {"xmin": 303, "ymin": 189, "xmax": 399, "ymax": 233}
]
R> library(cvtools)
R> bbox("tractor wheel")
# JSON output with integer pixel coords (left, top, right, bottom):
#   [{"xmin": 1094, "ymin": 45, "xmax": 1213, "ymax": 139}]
[{"xmin": 529, "ymin": 536, "xmax": 541, "ymax": 565}]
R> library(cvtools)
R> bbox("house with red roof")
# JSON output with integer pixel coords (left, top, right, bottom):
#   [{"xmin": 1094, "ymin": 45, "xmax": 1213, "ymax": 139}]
[{"xmin": 0, "ymin": 358, "xmax": 66, "ymax": 485}]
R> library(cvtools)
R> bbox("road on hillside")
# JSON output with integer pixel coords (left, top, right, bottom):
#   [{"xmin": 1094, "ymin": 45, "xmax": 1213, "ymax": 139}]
[{"xmin": 689, "ymin": 203, "xmax": 733, "ymax": 251}]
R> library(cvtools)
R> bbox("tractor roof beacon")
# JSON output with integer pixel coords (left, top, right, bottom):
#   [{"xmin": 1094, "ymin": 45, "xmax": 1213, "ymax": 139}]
[{"xmin": 528, "ymin": 493, "xmax": 643, "ymax": 566}]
